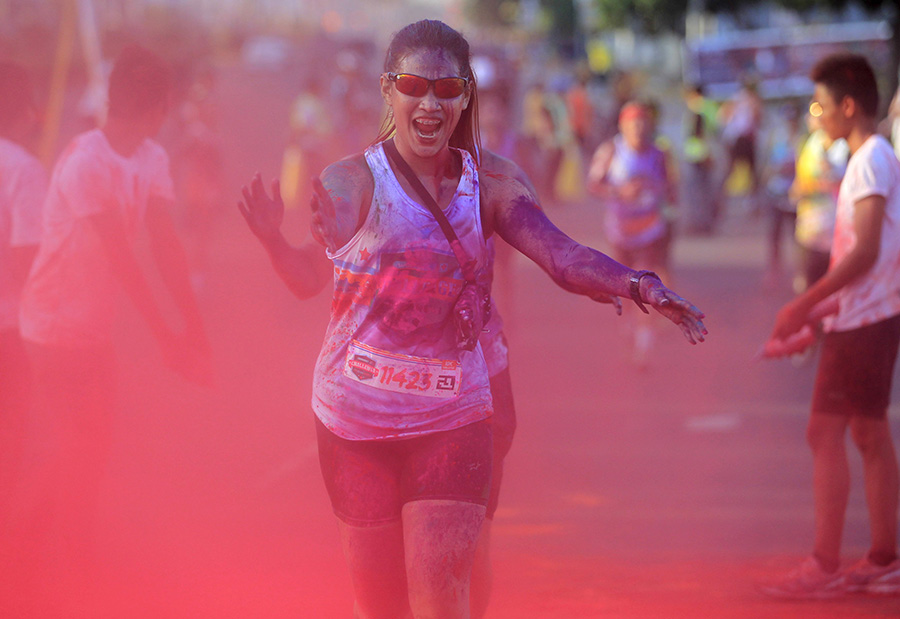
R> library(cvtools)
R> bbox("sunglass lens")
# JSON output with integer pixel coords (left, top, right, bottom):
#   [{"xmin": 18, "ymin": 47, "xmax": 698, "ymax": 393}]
[
  {"xmin": 434, "ymin": 78, "xmax": 465, "ymax": 98},
  {"xmin": 395, "ymin": 74, "xmax": 428, "ymax": 97}
]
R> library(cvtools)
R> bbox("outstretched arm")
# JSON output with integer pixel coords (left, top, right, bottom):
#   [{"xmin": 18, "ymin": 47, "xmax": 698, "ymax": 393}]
[
  {"xmin": 238, "ymin": 173, "xmax": 331, "ymax": 299},
  {"xmin": 481, "ymin": 172, "xmax": 707, "ymax": 344}
]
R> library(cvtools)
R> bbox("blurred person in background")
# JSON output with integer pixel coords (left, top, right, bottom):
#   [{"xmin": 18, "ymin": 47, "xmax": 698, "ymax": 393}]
[
  {"xmin": 520, "ymin": 80, "xmax": 566, "ymax": 202},
  {"xmin": 279, "ymin": 69, "xmax": 334, "ymax": 244},
  {"xmin": 718, "ymin": 75, "xmax": 763, "ymax": 213},
  {"xmin": 762, "ymin": 53, "xmax": 900, "ymax": 599},
  {"xmin": 681, "ymin": 84, "xmax": 719, "ymax": 234},
  {"xmin": 883, "ymin": 85, "xmax": 900, "ymax": 161},
  {"xmin": 479, "ymin": 89, "xmax": 519, "ymax": 163},
  {"xmin": 16, "ymin": 45, "xmax": 210, "ymax": 583},
  {"xmin": 587, "ymin": 100, "xmax": 675, "ymax": 368},
  {"xmin": 566, "ymin": 63, "xmax": 595, "ymax": 158},
  {"xmin": 240, "ymin": 19, "xmax": 706, "ymax": 618},
  {"xmin": 761, "ymin": 102, "xmax": 805, "ymax": 290},
  {"xmin": 0, "ymin": 61, "xmax": 47, "ymax": 509},
  {"xmin": 792, "ymin": 103, "xmax": 848, "ymax": 294}
]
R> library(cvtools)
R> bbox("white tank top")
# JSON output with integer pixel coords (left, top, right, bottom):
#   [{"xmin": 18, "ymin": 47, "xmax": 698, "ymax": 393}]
[{"xmin": 312, "ymin": 142, "xmax": 493, "ymax": 440}]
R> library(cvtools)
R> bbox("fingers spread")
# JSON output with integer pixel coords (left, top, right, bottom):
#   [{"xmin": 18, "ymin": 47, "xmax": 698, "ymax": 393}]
[
  {"xmin": 681, "ymin": 323, "xmax": 697, "ymax": 345},
  {"xmin": 251, "ymin": 173, "xmax": 268, "ymax": 201},
  {"xmin": 271, "ymin": 178, "xmax": 281, "ymax": 201}
]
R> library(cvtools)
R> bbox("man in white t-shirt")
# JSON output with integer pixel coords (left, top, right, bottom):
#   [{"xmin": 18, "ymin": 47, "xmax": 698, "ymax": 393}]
[
  {"xmin": 16, "ymin": 46, "xmax": 209, "ymax": 576},
  {"xmin": 0, "ymin": 62, "xmax": 47, "ymax": 510},
  {"xmin": 763, "ymin": 53, "xmax": 900, "ymax": 599}
]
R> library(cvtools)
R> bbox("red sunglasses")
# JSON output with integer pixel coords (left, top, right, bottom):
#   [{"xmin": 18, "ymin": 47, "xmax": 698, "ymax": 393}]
[{"xmin": 386, "ymin": 72, "xmax": 469, "ymax": 99}]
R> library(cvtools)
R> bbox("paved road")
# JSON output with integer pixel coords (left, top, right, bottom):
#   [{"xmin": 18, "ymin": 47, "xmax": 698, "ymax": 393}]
[{"xmin": 4, "ymin": 63, "xmax": 899, "ymax": 618}]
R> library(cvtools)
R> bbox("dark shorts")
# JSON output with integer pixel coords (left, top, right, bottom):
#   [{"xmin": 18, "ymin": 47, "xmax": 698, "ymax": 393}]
[
  {"xmin": 315, "ymin": 417, "xmax": 493, "ymax": 527},
  {"xmin": 487, "ymin": 367, "xmax": 516, "ymax": 519},
  {"xmin": 812, "ymin": 314, "xmax": 900, "ymax": 418}
]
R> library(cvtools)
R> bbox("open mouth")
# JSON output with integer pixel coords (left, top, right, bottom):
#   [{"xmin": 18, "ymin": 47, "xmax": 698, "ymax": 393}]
[{"xmin": 413, "ymin": 118, "xmax": 442, "ymax": 140}]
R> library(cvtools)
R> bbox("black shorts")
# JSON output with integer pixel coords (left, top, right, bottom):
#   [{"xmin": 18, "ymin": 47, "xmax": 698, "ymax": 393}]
[
  {"xmin": 487, "ymin": 367, "xmax": 516, "ymax": 519},
  {"xmin": 812, "ymin": 314, "xmax": 900, "ymax": 418},
  {"xmin": 315, "ymin": 417, "xmax": 493, "ymax": 527}
]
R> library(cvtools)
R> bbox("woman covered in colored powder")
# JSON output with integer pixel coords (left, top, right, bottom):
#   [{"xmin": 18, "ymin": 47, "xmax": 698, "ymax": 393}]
[{"xmin": 239, "ymin": 20, "xmax": 706, "ymax": 619}]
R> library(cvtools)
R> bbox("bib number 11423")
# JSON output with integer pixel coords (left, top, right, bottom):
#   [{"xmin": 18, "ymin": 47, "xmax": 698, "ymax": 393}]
[{"xmin": 343, "ymin": 340, "xmax": 462, "ymax": 398}]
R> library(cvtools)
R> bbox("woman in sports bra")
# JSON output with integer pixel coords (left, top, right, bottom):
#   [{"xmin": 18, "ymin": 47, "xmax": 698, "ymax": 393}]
[{"xmin": 239, "ymin": 19, "xmax": 707, "ymax": 619}]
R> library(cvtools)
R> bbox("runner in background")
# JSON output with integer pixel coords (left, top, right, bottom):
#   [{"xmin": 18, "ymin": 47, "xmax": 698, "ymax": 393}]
[{"xmin": 587, "ymin": 100, "xmax": 675, "ymax": 368}]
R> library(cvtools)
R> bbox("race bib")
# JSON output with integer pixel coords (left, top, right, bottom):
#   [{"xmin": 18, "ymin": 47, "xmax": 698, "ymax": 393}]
[{"xmin": 343, "ymin": 340, "xmax": 462, "ymax": 398}]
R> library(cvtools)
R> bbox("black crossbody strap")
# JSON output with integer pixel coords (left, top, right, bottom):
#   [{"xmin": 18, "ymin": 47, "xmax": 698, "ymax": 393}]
[{"xmin": 383, "ymin": 139, "xmax": 477, "ymax": 283}]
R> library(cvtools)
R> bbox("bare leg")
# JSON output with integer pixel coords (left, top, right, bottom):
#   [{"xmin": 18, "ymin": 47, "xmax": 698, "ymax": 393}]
[
  {"xmin": 338, "ymin": 519, "xmax": 412, "ymax": 619},
  {"xmin": 403, "ymin": 499, "xmax": 485, "ymax": 619},
  {"xmin": 469, "ymin": 519, "xmax": 493, "ymax": 619},
  {"xmin": 806, "ymin": 413, "xmax": 850, "ymax": 572},
  {"xmin": 850, "ymin": 416, "xmax": 900, "ymax": 564},
  {"xmin": 471, "ymin": 368, "xmax": 515, "ymax": 618}
]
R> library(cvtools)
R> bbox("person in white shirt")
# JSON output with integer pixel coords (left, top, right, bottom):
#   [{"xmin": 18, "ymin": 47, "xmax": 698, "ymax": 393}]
[
  {"xmin": 17, "ymin": 45, "xmax": 210, "ymax": 578},
  {"xmin": 0, "ymin": 62, "xmax": 47, "ymax": 508},
  {"xmin": 763, "ymin": 53, "xmax": 900, "ymax": 599}
]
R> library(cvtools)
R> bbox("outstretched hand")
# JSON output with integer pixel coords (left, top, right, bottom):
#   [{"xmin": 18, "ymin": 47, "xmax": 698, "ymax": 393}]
[
  {"xmin": 238, "ymin": 173, "xmax": 284, "ymax": 245},
  {"xmin": 643, "ymin": 280, "xmax": 708, "ymax": 344}
]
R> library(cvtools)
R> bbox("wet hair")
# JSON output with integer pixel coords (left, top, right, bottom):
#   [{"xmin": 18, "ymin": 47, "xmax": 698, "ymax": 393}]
[
  {"xmin": 0, "ymin": 62, "xmax": 34, "ymax": 133},
  {"xmin": 107, "ymin": 45, "xmax": 172, "ymax": 120},
  {"xmin": 810, "ymin": 53, "xmax": 878, "ymax": 118},
  {"xmin": 373, "ymin": 20, "xmax": 481, "ymax": 163}
]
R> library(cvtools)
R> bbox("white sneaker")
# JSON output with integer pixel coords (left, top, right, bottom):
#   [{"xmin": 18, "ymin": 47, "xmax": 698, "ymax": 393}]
[
  {"xmin": 844, "ymin": 556, "xmax": 900, "ymax": 595},
  {"xmin": 759, "ymin": 557, "xmax": 845, "ymax": 599}
]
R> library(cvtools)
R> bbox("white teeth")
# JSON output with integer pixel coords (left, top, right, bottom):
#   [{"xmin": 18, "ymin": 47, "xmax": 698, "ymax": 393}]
[{"xmin": 414, "ymin": 118, "xmax": 441, "ymax": 139}]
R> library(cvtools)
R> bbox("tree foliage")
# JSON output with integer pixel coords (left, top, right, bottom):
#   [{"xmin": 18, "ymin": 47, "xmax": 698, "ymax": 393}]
[{"xmin": 591, "ymin": 0, "xmax": 689, "ymax": 34}]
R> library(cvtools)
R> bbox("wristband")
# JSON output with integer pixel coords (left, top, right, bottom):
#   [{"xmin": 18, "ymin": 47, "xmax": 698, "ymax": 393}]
[{"xmin": 629, "ymin": 270, "xmax": 661, "ymax": 314}]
